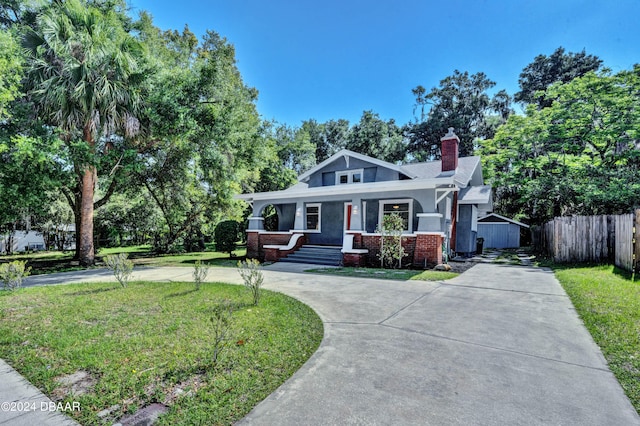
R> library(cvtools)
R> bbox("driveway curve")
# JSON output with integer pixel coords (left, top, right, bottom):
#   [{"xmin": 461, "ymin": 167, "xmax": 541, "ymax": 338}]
[{"xmin": 21, "ymin": 263, "xmax": 640, "ymax": 425}]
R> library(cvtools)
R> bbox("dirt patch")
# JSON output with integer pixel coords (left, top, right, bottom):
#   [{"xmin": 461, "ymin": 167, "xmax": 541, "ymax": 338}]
[
  {"xmin": 162, "ymin": 374, "xmax": 207, "ymax": 406},
  {"xmin": 52, "ymin": 370, "xmax": 97, "ymax": 400},
  {"xmin": 446, "ymin": 261, "xmax": 477, "ymax": 274}
]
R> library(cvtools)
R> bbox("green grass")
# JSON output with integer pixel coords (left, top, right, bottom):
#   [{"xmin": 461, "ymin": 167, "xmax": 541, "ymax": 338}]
[
  {"xmin": 98, "ymin": 244, "xmax": 247, "ymax": 267},
  {"xmin": 552, "ymin": 264, "xmax": 640, "ymax": 414},
  {"xmin": 0, "ymin": 281, "xmax": 323, "ymax": 425},
  {"xmin": 1, "ymin": 245, "xmax": 247, "ymax": 275},
  {"xmin": 307, "ymin": 266, "xmax": 458, "ymax": 281}
]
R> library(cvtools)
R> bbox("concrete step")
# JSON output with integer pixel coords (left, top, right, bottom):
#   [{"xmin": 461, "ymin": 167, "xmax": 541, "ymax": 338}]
[{"xmin": 281, "ymin": 245, "xmax": 343, "ymax": 266}]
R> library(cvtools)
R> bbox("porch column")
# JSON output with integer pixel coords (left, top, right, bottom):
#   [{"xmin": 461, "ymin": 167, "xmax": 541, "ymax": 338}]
[
  {"xmin": 248, "ymin": 201, "xmax": 266, "ymax": 230},
  {"xmin": 349, "ymin": 198, "xmax": 363, "ymax": 231},
  {"xmin": 293, "ymin": 201, "xmax": 305, "ymax": 231},
  {"xmin": 417, "ymin": 213, "xmax": 442, "ymax": 232}
]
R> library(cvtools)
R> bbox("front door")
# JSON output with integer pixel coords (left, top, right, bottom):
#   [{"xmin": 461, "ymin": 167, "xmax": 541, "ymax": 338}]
[{"xmin": 344, "ymin": 202, "xmax": 353, "ymax": 231}]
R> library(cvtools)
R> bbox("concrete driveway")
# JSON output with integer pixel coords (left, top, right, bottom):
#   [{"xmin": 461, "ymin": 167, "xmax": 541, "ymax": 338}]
[{"xmin": 21, "ymin": 263, "xmax": 640, "ymax": 425}]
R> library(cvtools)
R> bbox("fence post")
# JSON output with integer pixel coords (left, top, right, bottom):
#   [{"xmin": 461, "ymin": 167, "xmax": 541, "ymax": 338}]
[{"xmin": 631, "ymin": 209, "xmax": 640, "ymax": 281}]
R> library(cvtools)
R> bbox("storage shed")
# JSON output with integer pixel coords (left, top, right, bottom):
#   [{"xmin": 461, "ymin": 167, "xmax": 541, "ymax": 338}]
[{"xmin": 477, "ymin": 214, "xmax": 529, "ymax": 249}]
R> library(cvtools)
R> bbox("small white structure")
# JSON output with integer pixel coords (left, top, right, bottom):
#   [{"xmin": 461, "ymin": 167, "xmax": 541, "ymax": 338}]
[{"xmin": 0, "ymin": 231, "xmax": 46, "ymax": 253}]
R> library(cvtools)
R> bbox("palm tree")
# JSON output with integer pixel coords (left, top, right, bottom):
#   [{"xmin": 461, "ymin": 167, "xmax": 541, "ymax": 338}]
[{"xmin": 25, "ymin": 0, "xmax": 144, "ymax": 265}]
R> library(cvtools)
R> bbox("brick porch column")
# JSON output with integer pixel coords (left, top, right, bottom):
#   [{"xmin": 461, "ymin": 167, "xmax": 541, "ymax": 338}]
[
  {"xmin": 247, "ymin": 231, "xmax": 260, "ymax": 260},
  {"xmin": 413, "ymin": 233, "xmax": 444, "ymax": 268}
]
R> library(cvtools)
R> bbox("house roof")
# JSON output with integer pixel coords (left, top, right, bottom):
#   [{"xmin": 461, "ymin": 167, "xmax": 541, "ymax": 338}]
[
  {"xmin": 478, "ymin": 213, "xmax": 530, "ymax": 228},
  {"xmin": 401, "ymin": 156, "xmax": 481, "ymax": 187},
  {"xmin": 458, "ymin": 184, "xmax": 492, "ymax": 205},
  {"xmin": 238, "ymin": 151, "xmax": 487, "ymax": 203},
  {"xmin": 297, "ymin": 149, "xmax": 418, "ymax": 182}
]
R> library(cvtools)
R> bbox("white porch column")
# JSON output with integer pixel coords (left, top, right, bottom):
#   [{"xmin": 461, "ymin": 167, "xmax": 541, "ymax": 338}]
[{"xmin": 247, "ymin": 201, "xmax": 266, "ymax": 230}]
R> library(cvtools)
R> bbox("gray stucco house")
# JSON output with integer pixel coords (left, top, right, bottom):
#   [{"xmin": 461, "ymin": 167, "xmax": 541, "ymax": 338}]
[{"xmin": 239, "ymin": 129, "xmax": 492, "ymax": 267}]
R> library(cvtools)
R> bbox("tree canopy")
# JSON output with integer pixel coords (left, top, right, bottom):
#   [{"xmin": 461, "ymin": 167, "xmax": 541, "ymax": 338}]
[
  {"xmin": 406, "ymin": 70, "xmax": 511, "ymax": 161},
  {"xmin": 483, "ymin": 67, "xmax": 640, "ymax": 224},
  {"xmin": 514, "ymin": 46, "xmax": 602, "ymax": 108}
]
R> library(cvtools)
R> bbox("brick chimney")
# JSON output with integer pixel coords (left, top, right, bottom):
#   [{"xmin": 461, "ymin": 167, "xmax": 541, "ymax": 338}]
[{"xmin": 441, "ymin": 127, "xmax": 459, "ymax": 173}]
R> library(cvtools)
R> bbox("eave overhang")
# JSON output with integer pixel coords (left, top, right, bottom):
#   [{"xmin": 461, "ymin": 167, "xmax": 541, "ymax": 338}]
[{"xmin": 237, "ymin": 177, "xmax": 456, "ymax": 203}]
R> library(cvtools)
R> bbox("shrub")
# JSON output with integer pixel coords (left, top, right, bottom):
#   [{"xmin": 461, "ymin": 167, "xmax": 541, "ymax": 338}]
[
  {"xmin": 0, "ymin": 260, "xmax": 31, "ymax": 291},
  {"xmin": 237, "ymin": 259, "xmax": 264, "ymax": 305},
  {"xmin": 193, "ymin": 260, "xmax": 209, "ymax": 290},
  {"xmin": 210, "ymin": 300, "xmax": 234, "ymax": 365},
  {"xmin": 104, "ymin": 253, "xmax": 134, "ymax": 288},
  {"xmin": 376, "ymin": 212, "xmax": 408, "ymax": 269},
  {"xmin": 214, "ymin": 220, "xmax": 241, "ymax": 255}
]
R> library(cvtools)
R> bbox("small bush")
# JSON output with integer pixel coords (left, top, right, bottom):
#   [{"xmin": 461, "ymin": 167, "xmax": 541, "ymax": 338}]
[
  {"xmin": 104, "ymin": 253, "xmax": 134, "ymax": 288},
  {"xmin": 210, "ymin": 300, "xmax": 234, "ymax": 365},
  {"xmin": 237, "ymin": 259, "xmax": 264, "ymax": 306},
  {"xmin": 0, "ymin": 261, "xmax": 31, "ymax": 291},
  {"xmin": 193, "ymin": 260, "xmax": 209, "ymax": 290},
  {"xmin": 214, "ymin": 220, "xmax": 241, "ymax": 255},
  {"xmin": 376, "ymin": 212, "xmax": 408, "ymax": 269}
]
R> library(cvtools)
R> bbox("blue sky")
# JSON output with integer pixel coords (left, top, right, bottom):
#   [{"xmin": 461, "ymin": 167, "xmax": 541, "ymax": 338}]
[{"xmin": 129, "ymin": 0, "xmax": 639, "ymax": 126}]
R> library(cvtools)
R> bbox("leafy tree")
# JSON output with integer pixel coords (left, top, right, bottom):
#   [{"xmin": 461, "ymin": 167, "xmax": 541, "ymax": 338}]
[
  {"xmin": 483, "ymin": 66, "xmax": 640, "ymax": 224},
  {"xmin": 346, "ymin": 110, "xmax": 405, "ymax": 162},
  {"xmin": 0, "ymin": 29, "xmax": 21, "ymax": 118},
  {"xmin": 39, "ymin": 193, "xmax": 74, "ymax": 251},
  {"xmin": 23, "ymin": 0, "xmax": 146, "ymax": 265},
  {"xmin": 514, "ymin": 47, "xmax": 602, "ymax": 108},
  {"xmin": 307, "ymin": 118, "xmax": 350, "ymax": 163},
  {"xmin": 268, "ymin": 121, "xmax": 316, "ymax": 175},
  {"xmin": 135, "ymin": 23, "xmax": 261, "ymax": 252},
  {"xmin": 406, "ymin": 71, "xmax": 509, "ymax": 160}
]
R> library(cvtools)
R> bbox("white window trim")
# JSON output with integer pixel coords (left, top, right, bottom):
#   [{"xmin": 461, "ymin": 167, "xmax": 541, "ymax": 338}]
[
  {"xmin": 335, "ymin": 169, "xmax": 364, "ymax": 185},
  {"xmin": 378, "ymin": 199, "xmax": 413, "ymax": 233},
  {"xmin": 305, "ymin": 203, "xmax": 321, "ymax": 233}
]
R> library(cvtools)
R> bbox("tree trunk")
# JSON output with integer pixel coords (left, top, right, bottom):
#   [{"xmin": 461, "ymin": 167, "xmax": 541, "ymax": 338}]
[
  {"xmin": 74, "ymin": 189, "xmax": 81, "ymax": 259},
  {"xmin": 78, "ymin": 125, "xmax": 96, "ymax": 266},
  {"xmin": 78, "ymin": 166, "xmax": 96, "ymax": 266}
]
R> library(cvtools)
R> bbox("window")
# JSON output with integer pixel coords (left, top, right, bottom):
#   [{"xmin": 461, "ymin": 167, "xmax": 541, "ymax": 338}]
[
  {"xmin": 379, "ymin": 199, "xmax": 412, "ymax": 232},
  {"xmin": 306, "ymin": 204, "xmax": 321, "ymax": 231},
  {"xmin": 336, "ymin": 169, "xmax": 364, "ymax": 185}
]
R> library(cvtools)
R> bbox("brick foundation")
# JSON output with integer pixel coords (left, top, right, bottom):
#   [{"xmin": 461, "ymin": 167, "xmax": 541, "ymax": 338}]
[
  {"xmin": 246, "ymin": 232, "xmax": 305, "ymax": 262},
  {"xmin": 343, "ymin": 253, "xmax": 366, "ymax": 267},
  {"xmin": 413, "ymin": 233, "xmax": 444, "ymax": 268},
  {"xmin": 361, "ymin": 233, "xmax": 443, "ymax": 268}
]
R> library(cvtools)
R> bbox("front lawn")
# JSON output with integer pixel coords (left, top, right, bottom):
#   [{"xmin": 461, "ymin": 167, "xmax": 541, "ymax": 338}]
[
  {"xmin": 1, "ymin": 245, "xmax": 247, "ymax": 275},
  {"xmin": 0, "ymin": 281, "xmax": 323, "ymax": 425},
  {"xmin": 307, "ymin": 266, "xmax": 459, "ymax": 281},
  {"xmin": 552, "ymin": 264, "xmax": 640, "ymax": 414}
]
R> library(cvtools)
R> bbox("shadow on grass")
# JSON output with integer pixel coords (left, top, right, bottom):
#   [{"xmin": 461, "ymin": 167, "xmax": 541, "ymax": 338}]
[
  {"xmin": 65, "ymin": 287, "xmax": 118, "ymax": 296},
  {"xmin": 178, "ymin": 256, "xmax": 245, "ymax": 266},
  {"xmin": 164, "ymin": 288, "xmax": 200, "ymax": 299}
]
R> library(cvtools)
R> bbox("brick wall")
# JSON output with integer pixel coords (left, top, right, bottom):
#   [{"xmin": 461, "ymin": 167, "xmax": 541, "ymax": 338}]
[
  {"xmin": 413, "ymin": 234, "xmax": 444, "ymax": 268},
  {"xmin": 246, "ymin": 232, "xmax": 305, "ymax": 261}
]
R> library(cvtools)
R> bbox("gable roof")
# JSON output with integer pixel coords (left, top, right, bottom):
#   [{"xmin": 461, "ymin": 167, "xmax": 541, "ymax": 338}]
[
  {"xmin": 478, "ymin": 213, "xmax": 530, "ymax": 228},
  {"xmin": 297, "ymin": 149, "xmax": 418, "ymax": 182},
  {"xmin": 401, "ymin": 156, "xmax": 481, "ymax": 187}
]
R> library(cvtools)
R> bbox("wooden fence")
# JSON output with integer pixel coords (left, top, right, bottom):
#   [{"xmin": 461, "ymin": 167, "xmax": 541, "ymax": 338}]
[{"xmin": 532, "ymin": 210, "xmax": 640, "ymax": 273}]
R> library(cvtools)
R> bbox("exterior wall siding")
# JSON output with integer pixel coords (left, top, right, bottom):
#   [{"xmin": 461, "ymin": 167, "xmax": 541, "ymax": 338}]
[
  {"xmin": 308, "ymin": 157, "xmax": 399, "ymax": 188},
  {"xmin": 307, "ymin": 201, "xmax": 345, "ymax": 245},
  {"xmin": 477, "ymin": 223, "xmax": 521, "ymax": 249}
]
